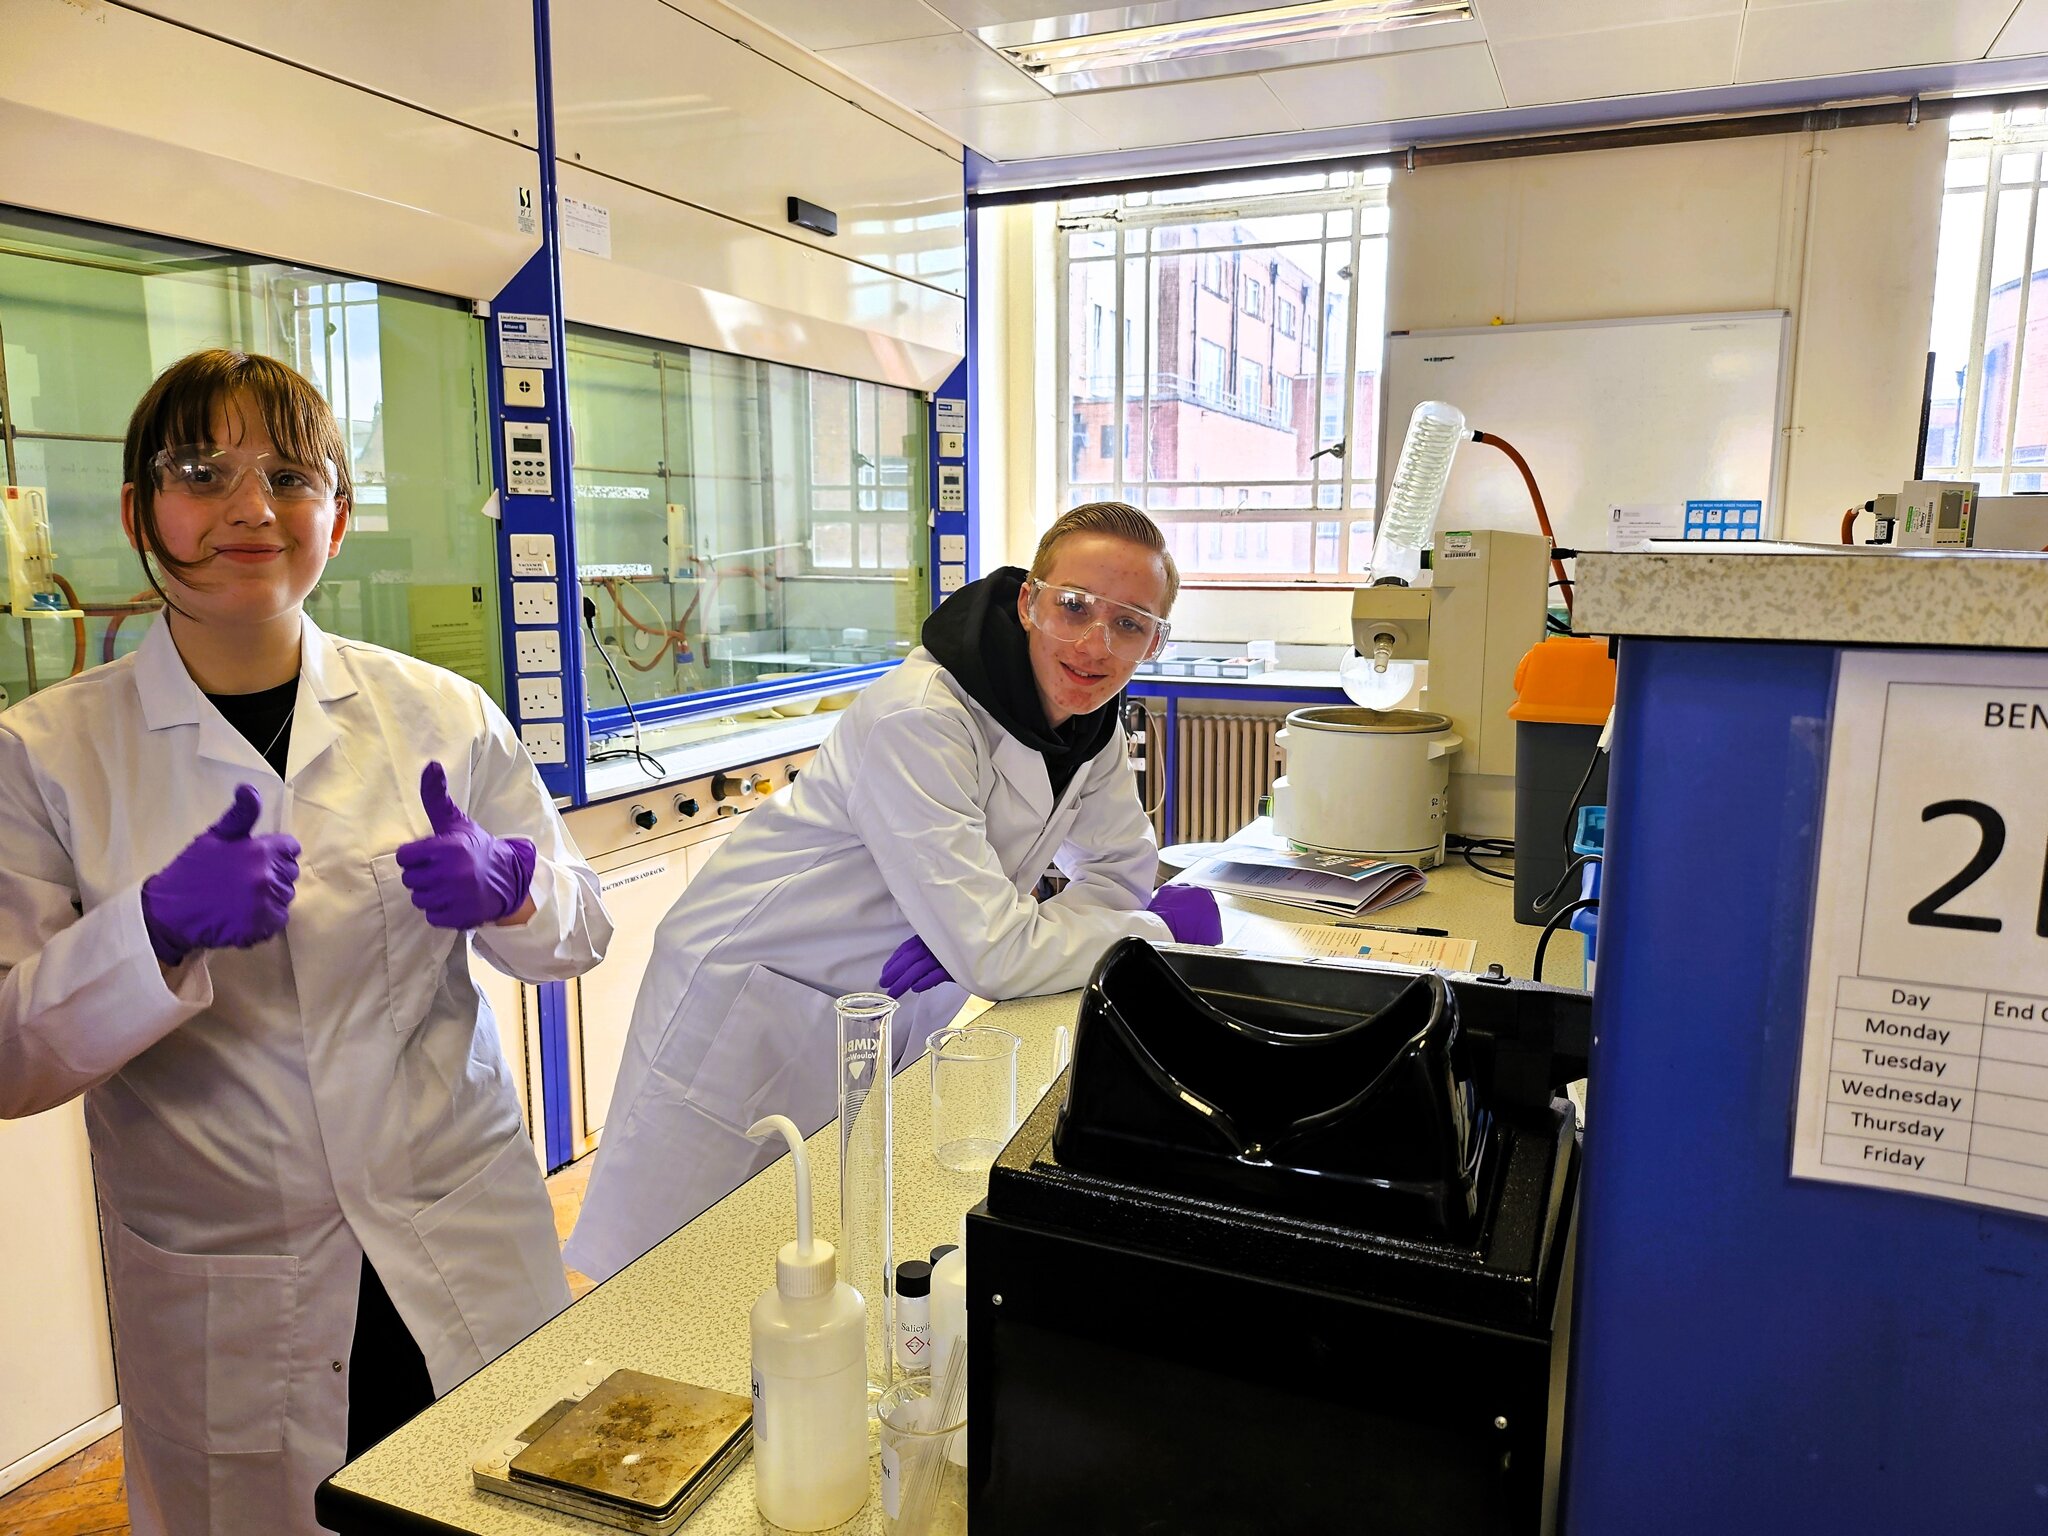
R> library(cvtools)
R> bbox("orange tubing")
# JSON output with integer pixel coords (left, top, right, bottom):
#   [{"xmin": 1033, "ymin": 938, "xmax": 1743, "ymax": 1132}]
[
  {"xmin": 47, "ymin": 573, "xmax": 88, "ymax": 677},
  {"xmin": 101, "ymin": 590, "xmax": 165, "ymax": 664},
  {"xmin": 1841, "ymin": 507, "xmax": 1858, "ymax": 544},
  {"xmin": 1471, "ymin": 431, "xmax": 1572, "ymax": 618}
]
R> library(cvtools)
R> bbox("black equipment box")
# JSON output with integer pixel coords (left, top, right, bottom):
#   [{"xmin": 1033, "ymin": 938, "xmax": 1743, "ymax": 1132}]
[{"xmin": 968, "ymin": 942, "xmax": 1588, "ymax": 1535}]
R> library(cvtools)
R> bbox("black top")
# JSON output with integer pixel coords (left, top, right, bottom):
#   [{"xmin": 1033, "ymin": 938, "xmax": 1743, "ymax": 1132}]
[
  {"xmin": 206, "ymin": 677, "xmax": 298, "ymax": 777},
  {"xmin": 919, "ymin": 566, "xmax": 1121, "ymax": 800},
  {"xmin": 895, "ymin": 1259, "xmax": 933, "ymax": 1299}
]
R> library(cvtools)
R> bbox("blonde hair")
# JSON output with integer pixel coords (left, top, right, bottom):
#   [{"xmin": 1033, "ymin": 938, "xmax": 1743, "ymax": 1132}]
[{"xmin": 1027, "ymin": 501, "xmax": 1180, "ymax": 613}]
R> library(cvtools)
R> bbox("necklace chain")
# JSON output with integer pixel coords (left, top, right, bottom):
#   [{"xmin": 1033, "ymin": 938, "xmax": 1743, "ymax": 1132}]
[{"xmin": 260, "ymin": 704, "xmax": 297, "ymax": 764}]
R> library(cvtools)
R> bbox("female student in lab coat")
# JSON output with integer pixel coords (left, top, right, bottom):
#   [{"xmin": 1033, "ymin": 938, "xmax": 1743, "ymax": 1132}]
[
  {"xmin": 0, "ymin": 350, "xmax": 612, "ymax": 1536},
  {"xmin": 567, "ymin": 501, "xmax": 1221, "ymax": 1282}
]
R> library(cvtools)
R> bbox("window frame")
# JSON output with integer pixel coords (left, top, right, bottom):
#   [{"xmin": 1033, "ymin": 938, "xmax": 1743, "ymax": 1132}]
[
  {"xmin": 1924, "ymin": 111, "xmax": 2048, "ymax": 492},
  {"xmin": 1054, "ymin": 175, "xmax": 1389, "ymax": 584}
]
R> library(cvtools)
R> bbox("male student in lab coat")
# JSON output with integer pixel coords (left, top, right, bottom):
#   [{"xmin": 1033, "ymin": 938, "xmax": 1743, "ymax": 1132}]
[
  {"xmin": 0, "ymin": 350, "xmax": 612, "ymax": 1535},
  {"xmin": 567, "ymin": 501, "xmax": 1221, "ymax": 1281}
]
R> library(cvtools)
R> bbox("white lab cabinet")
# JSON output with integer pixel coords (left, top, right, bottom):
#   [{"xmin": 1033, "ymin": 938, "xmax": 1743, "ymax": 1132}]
[
  {"xmin": 568, "ymin": 844, "xmax": 703, "ymax": 1158},
  {"xmin": 562, "ymin": 746, "xmax": 816, "ymax": 1160},
  {"xmin": 0, "ymin": 1103, "xmax": 118, "ymax": 1494}
]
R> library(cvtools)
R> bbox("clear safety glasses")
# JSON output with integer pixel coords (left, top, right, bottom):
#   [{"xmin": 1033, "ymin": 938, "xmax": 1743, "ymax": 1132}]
[
  {"xmin": 1025, "ymin": 580, "xmax": 1170, "ymax": 662},
  {"xmin": 150, "ymin": 446, "xmax": 337, "ymax": 504}
]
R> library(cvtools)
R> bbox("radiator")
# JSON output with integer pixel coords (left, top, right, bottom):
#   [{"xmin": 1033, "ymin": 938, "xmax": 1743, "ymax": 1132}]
[{"xmin": 1172, "ymin": 712, "xmax": 1283, "ymax": 844}]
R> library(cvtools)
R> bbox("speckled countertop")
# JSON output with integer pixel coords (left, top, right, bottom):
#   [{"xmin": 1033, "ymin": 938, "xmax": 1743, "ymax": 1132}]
[
  {"xmin": 319, "ymin": 867, "xmax": 1572, "ymax": 1534},
  {"xmin": 1575, "ymin": 543, "xmax": 2048, "ymax": 649}
]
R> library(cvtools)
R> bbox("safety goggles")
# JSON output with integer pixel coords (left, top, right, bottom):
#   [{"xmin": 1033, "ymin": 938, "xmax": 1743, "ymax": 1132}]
[
  {"xmin": 150, "ymin": 445, "xmax": 337, "ymax": 504},
  {"xmin": 1025, "ymin": 579, "xmax": 1170, "ymax": 662}
]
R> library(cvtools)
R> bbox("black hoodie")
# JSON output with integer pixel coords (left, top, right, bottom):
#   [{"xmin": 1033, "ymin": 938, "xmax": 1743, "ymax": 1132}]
[{"xmin": 920, "ymin": 566, "xmax": 1121, "ymax": 800}]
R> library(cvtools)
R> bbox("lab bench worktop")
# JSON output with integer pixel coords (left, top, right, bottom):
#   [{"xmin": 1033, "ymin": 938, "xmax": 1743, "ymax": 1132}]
[
  {"xmin": 317, "ymin": 865, "xmax": 1571, "ymax": 1535},
  {"xmin": 1575, "ymin": 542, "xmax": 2048, "ymax": 648}
]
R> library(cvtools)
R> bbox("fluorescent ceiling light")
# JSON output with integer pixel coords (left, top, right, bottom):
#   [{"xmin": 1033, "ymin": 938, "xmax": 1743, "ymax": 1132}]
[{"xmin": 986, "ymin": 1, "xmax": 1472, "ymax": 95}]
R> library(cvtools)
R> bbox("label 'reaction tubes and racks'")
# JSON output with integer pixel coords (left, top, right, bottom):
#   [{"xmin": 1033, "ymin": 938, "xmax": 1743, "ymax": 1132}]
[{"xmin": 836, "ymin": 991, "xmax": 896, "ymax": 1408}]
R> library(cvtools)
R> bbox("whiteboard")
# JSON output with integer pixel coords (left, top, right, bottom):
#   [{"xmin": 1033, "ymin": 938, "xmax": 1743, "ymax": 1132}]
[{"xmin": 1379, "ymin": 311, "xmax": 1790, "ymax": 553}]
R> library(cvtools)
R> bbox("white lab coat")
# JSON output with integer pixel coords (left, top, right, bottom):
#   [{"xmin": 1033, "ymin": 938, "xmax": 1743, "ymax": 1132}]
[
  {"xmin": 565, "ymin": 647, "xmax": 1170, "ymax": 1282},
  {"xmin": 0, "ymin": 617, "xmax": 612, "ymax": 1536}
]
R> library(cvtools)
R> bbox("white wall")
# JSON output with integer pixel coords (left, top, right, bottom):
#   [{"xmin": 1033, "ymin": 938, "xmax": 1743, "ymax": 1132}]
[{"xmin": 1386, "ymin": 125, "xmax": 1947, "ymax": 545}]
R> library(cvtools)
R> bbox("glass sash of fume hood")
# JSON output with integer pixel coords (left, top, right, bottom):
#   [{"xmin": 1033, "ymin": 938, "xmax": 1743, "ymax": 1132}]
[
  {"xmin": 566, "ymin": 326, "xmax": 928, "ymax": 753},
  {"xmin": 0, "ymin": 207, "xmax": 501, "ymax": 707}
]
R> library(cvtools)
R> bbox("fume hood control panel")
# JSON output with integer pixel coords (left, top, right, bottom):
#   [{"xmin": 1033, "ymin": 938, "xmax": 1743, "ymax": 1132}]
[{"xmin": 504, "ymin": 422, "xmax": 554, "ymax": 496}]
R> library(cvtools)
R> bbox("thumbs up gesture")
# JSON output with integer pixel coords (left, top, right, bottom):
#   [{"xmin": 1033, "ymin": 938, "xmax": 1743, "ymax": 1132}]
[
  {"xmin": 395, "ymin": 762, "xmax": 537, "ymax": 930},
  {"xmin": 140, "ymin": 784, "xmax": 302, "ymax": 965}
]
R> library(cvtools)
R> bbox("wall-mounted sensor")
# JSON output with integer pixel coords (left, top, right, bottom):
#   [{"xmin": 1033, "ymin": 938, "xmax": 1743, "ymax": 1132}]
[{"xmin": 788, "ymin": 196, "xmax": 838, "ymax": 237}]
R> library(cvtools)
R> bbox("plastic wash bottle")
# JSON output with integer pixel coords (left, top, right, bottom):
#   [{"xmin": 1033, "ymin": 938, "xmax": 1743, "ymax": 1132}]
[{"xmin": 746, "ymin": 1115, "xmax": 869, "ymax": 1530}]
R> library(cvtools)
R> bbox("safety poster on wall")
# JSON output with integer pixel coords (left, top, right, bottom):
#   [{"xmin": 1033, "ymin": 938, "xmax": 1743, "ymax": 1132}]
[{"xmin": 1791, "ymin": 649, "xmax": 2048, "ymax": 1220}]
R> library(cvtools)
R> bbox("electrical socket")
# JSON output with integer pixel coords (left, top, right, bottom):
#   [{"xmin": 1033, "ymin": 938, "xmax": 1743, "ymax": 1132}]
[
  {"xmin": 512, "ymin": 580, "xmax": 558, "ymax": 625},
  {"xmin": 508, "ymin": 533, "xmax": 556, "ymax": 577},
  {"xmin": 515, "ymin": 630, "xmax": 560, "ymax": 672},
  {"xmin": 521, "ymin": 722, "xmax": 566, "ymax": 764},
  {"xmin": 517, "ymin": 677, "xmax": 564, "ymax": 718}
]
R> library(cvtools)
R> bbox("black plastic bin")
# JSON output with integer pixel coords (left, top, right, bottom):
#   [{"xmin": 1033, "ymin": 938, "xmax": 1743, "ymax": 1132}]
[{"xmin": 1513, "ymin": 720, "xmax": 1608, "ymax": 923}]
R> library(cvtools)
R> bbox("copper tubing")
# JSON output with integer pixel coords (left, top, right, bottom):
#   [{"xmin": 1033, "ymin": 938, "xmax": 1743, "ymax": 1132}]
[
  {"xmin": 1469, "ymin": 430, "xmax": 1572, "ymax": 620},
  {"xmin": 47, "ymin": 572, "xmax": 87, "ymax": 677}
]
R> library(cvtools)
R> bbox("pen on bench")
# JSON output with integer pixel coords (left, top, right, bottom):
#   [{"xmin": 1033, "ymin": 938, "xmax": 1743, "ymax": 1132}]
[{"xmin": 1349, "ymin": 923, "xmax": 1451, "ymax": 937}]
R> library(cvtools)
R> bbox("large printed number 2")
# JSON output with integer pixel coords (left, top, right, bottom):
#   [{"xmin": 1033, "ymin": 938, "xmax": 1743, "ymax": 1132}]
[{"xmin": 1906, "ymin": 799, "xmax": 2048, "ymax": 936}]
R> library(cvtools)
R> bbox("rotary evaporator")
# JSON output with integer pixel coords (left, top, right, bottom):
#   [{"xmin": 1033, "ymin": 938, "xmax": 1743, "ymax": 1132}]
[{"xmin": 1271, "ymin": 403, "xmax": 1555, "ymax": 865}]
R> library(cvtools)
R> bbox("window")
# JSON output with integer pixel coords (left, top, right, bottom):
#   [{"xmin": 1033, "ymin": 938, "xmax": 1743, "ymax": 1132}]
[
  {"xmin": 1236, "ymin": 358, "xmax": 1263, "ymax": 414},
  {"xmin": 1922, "ymin": 108, "xmax": 2048, "ymax": 490},
  {"xmin": 1057, "ymin": 170, "xmax": 1390, "ymax": 580}
]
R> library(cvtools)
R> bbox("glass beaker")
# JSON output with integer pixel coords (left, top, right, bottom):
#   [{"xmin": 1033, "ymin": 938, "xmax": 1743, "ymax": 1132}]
[
  {"xmin": 928, "ymin": 1025, "xmax": 1020, "ymax": 1173},
  {"xmin": 877, "ymin": 1376, "xmax": 968, "ymax": 1536},
  {"xmin": 837, "ymin": 991, "xmax": 895, "ymax": 1408}
]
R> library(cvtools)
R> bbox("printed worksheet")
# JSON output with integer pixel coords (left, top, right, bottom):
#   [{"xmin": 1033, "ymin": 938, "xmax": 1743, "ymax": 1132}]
[{"xmin": 1218, "ymin": 908, "xmax": 1477, "ymax": 971}]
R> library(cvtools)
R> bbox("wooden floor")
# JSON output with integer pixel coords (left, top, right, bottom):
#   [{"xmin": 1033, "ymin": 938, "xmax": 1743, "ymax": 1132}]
[
  {"xmin": 0, "ymin": 1429, "xmax": 127, "ymax": 1536},
  {"xmin": 0, "ymin": 1155, "xmax": 599, "ymax": 1535}
]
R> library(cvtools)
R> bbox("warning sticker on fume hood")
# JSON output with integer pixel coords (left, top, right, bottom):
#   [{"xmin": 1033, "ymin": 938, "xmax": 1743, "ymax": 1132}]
[{"xmin": 1790, "ymin": 649, "xmax": 2048, "ymax": 1221}]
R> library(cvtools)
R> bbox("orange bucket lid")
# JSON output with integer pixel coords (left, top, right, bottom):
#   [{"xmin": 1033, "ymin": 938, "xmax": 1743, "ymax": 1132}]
[{"xmin": 1508, "ymin": 637, "xmax": 1616, "ymax": 726}]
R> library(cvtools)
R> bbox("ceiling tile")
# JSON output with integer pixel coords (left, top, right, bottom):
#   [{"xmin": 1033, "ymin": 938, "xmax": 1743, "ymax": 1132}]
[
  {"xmin": 1491, "ymin": 14, "xmax": 1742, "ymax": 106},
  {"xmin": 823, "ymin": 30, "xmax": 1048, "ymax": 111},
  {"xmin": 1990, "ymin": 0, "xmax": 2048, "ymax": 56},
  {"xmin": 1060, "ymin": 75, "xmax": 1300, "ymax": 148},
  {"xmin": 1260, "ymin": 42, "xmax": 1506, "ymax": 130},
  {"xmin": 1736, "ymin": 0, "xmax": 2020, "ymax": 81},
  {"xmin": 1474, "ymin": 0, "xmax": 1735, "ymax": 44},
  {"xmin": 921, "ymin": 0, "xmax": 1079, "ymax": 27},
  {"xmin": 924, "ymin": 97, "xmax": 1115, "ymax": 160},
  {"xmin": 723, "ymin": 0, "xmax": 955, "ymax": 52}
]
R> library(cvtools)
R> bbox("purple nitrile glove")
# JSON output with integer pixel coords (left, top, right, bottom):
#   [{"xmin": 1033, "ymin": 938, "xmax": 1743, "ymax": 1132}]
[
  {"xmin": 880, "ymin": 934, "xmax": 953, "ymax": 999},
  {"xmin": 140, "ymin": 784, "xmax": 301, "ymax": 966},
  {"xmin": 395, "ymin": 761, "xmax": 537, "ymax": 930},
  {"xmin": 1147, "ymin": 883, "xmax": 1223, "ymax": 946}
]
